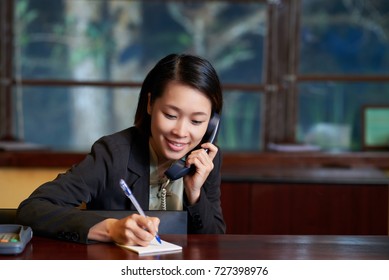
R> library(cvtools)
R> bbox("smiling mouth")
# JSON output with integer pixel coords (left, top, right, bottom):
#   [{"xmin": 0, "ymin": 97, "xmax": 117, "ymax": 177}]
[{"xmin": 166, "ymin": 139, "xmax": 188, "ymax": 152}]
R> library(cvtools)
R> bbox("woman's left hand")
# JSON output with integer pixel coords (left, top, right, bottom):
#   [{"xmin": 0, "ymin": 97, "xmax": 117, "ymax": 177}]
[{"xmin": 183, "ymin": 142, "xmax": 218, "ymax": 205}]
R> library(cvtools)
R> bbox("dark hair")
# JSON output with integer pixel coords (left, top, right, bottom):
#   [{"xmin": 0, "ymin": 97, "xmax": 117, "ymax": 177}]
[{"xmin": 134, "ymin": 53, "xmax": 223, "ymax": 136}]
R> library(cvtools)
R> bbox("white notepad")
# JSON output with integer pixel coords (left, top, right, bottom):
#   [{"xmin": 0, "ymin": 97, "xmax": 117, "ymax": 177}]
[{"xmin": 117, "ymin": 239, "xmax": 182, "ymax": 256}]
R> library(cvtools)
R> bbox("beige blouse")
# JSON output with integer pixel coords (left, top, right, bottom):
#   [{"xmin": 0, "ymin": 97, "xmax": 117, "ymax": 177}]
[{"xmin": 149, "ymin": 142, "xmax": 184, "ymax": 210}]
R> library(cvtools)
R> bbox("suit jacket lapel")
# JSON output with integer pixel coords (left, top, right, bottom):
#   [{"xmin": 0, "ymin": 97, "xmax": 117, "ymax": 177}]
[{"xmin": 126, "ymin": 130, "xmax": 150, "ymax": 210}]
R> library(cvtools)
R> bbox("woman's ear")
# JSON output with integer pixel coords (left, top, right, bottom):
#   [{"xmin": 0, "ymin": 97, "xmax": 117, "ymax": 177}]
[{"xmin": 147, "ymin": 92, "xmax": 152, "ymax": 115}]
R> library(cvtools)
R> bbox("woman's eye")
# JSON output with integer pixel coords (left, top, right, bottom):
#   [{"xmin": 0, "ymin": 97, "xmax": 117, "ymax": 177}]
[
  {"xmin": 192, "ymin": 120, "xmax": 204, "ymax": 126},
  {"xmin": 164, "ymin": 113, "xmax": 176, "ymax": 119}
]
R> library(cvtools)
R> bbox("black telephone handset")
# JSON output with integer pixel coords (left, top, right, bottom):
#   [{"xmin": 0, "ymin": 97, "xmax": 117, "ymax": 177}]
[{"xmin": 165, "ymin": 113, "xmax": 220, "ymax": 181}]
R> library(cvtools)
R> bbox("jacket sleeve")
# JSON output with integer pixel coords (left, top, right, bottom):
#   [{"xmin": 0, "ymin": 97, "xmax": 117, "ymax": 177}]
[
  {"xmin": 16, "ymin": 137, "xmax": 121, "ymax": 244},
  {"xmin": 184, "ymin": 150, "xmax": 226, "ymax": 234}
]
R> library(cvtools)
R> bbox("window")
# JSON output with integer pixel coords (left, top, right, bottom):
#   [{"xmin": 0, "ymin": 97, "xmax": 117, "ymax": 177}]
[
  {"xmin": 1, "ymin": 0, "xmax": 266, "ymax": 151},
  {"xmin": 1, "ymin": 0, "xmax": 389, "ymax": 159},
  {"xmin": 298, "ymin": 0, "xmax": 389, "ymax": 151}
]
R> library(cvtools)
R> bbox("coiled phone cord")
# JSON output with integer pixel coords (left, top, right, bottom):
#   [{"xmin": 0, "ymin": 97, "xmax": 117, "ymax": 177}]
[{"xmin": 159, "ymin": 179, "xmax": 170, "ymax": 211}]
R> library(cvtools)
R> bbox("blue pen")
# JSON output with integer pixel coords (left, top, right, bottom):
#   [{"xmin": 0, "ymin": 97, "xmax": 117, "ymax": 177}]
[{"xmin": 119, "ymin": 179, "xmax": 162, "ymax": 244}]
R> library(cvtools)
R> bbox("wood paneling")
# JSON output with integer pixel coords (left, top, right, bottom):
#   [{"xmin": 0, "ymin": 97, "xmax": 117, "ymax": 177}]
[{"xmin": 221, "ymin": 181, "xmax": 389, "ymax": 235}]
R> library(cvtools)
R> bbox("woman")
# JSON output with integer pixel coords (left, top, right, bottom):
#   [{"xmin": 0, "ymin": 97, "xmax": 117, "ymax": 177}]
[{"xmin": 17, "ymin": 53, "xmax": 225, "ymax": 246}]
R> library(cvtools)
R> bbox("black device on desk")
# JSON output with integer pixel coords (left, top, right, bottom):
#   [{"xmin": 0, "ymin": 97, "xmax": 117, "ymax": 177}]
[
  {"xmin": 165, "ymin": 113, "xmax": 220, "ymax": 181},
  {"xmin": 0, "ymin": 224, "xmax": 33, "ymax": 255}
]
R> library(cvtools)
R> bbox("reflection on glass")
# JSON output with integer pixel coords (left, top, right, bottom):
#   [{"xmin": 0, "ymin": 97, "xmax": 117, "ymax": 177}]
[
  {"xmin": 300, "ymin": 0, "xmax": 389, "ymax": 75},
  {"xmin": 297, "ymin": 82, "xmax": 389, "ymax": 151},
  {"xmin": 220, "ymin": 91, "xmax": 262, "ymax": 151},
  {"xmin": 15, "ymin": 0, "xmax": 266, "ymax": 84},
  {"xmin": 13, "ymin": 86, "xmax": 139, "ymax": 151}
]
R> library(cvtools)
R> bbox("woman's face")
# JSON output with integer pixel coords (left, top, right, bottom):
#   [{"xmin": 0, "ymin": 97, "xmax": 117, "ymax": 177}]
[{"xmin": 148, "ymin": 81, "xmax": 212, "ymax": 164}]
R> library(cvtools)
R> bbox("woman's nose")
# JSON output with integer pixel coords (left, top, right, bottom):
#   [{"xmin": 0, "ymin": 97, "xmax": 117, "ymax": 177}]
[{"xmin": 172, "ymin": 120, "xmax": 188, "ymax": 137}]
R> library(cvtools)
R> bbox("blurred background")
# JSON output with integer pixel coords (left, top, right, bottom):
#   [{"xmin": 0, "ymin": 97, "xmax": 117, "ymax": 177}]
[{"xmin": 1, "ymin": 0, "xmax": 388, "ymax": 152}]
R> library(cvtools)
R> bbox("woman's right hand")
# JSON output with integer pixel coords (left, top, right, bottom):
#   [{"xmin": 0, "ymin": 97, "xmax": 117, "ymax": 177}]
[{"xmin": 88, "ymin": 214, "xmax": 160, "ymax": 246}]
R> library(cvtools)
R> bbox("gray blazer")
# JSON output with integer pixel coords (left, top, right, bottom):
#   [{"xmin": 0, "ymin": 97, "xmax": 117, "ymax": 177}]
[{"xmin": 17, "ymin": 127, "xmax": 226, "ymax": 243}]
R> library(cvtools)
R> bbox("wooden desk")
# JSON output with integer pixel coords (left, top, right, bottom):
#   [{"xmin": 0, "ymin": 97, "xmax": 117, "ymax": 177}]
[{"xmin": 1, "ymin": 234, "xmax": 389, "ymax": 260}]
